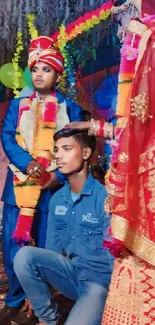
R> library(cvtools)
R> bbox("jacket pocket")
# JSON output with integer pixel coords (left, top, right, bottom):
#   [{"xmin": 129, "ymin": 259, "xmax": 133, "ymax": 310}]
[
  {"xmin": 79, "ymin": 226, "xmax": 103, "ymax": 251},
  {"xmin": 56, "ymin": 222, "xmax": 67, "ymax": 230}
]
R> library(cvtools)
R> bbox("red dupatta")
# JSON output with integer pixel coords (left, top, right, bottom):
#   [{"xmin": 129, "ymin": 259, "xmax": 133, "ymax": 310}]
[{"xmin": 109, "ymin": 15, "xmax": 155, "ymax": 266}]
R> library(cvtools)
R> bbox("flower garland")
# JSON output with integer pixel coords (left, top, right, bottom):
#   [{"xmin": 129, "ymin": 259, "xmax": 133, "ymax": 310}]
[
  {"xmin": 116, "ymin": 32, "xmax": 140, "ymax": 117},
  {"xmin": 11, "ymin": 3, "xmax": 112, "ymax": 95},
  {"xmin": 12, "ymin": 32, "xmax": 24, "ymax": 98},
  {"xmin": 57, "ymin": 25, "xmax": 70, "ymax": 93},
  {"xmin": 12, "ymin": 94, "xmax": 57, "ymax": 243},
  {"xmin": 27, "ymin": 13, "xmax": 39, "ymax": 39},
  {"xmin": 51, "ymin": 1, "xmax": 113, "ymax": 49},
  {"xmin": 12, "ymin": 14, "xmax": 38, "ymax": 97},
  {"xmin": 57, "ymin": 25, "xmax": 67, "ymax": 92},
  {"xmin": 53, "ymin": 1, "xmax": 113, "ymax": 93}
]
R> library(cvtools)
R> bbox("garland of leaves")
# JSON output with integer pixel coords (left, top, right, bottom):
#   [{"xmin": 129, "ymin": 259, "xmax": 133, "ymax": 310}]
[
  {"xmin": 12, "ymin": 3, "xmax": 113, "ymax": 96},
  {"xmin": 12, "ymin": 32, "xmax": 24, "ymax": 97},
  {"xmin": 51, "ymin": 1, "xmax": 113, "ymax": 47},
  {"xmin": 27, "ymin": 13, "xmax": 39, "ymax": 39}
]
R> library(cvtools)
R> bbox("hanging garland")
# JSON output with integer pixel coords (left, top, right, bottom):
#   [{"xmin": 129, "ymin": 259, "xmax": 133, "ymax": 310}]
[
  {"xmin": 51, "ymin": 1, "xmax": 113, "ymax": 49},
  {"xmin": 12, "ymin": 14, "xmax": 38, "ymax": 97},
  {"xmin": 57, "ymin": 25, "xmax": 68, "ymax": 93},
  {"xmin": 11, "ymin": 2, "xmax": 113, "ymax": 97},
  {"xmin": 27, "ymin": 13, "xmax": 39, "ymax": 39},
  {"xmin": 12, "ymin": 32, "xmax": 24, "ymax": 98},
  {"xmin": 54, "ymin": 1, "xmax": 113, "ymax": 93},
  {"xmin": 57, "ymin": 25, "xmax": 76, "ymax": 95}
]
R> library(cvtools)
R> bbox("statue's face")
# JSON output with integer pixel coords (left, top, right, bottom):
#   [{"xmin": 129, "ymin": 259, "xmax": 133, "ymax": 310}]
[{"xmin": 130, "ymin": 0, "xmax": 142, "ymax": 15}]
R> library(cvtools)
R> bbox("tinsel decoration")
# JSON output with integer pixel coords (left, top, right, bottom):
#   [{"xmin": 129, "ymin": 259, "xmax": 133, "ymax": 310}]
[
  {"xmin": 12, "ymin": 32, "xmax": 24, "ymax": 98},
  {"xmin": 59, "ymin": 70, "xmax": 67, "ymax": 94},
  {"xmin": 98, "ymin": 154, "xmax": 111, "ymax": 173},
  {"xmin": 57, "ymin": 25, "xmax": 76, "ymax": 98}
]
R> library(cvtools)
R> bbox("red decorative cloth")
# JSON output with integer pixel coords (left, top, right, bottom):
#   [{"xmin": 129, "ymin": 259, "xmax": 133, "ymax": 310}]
[
  {"xmin": 108, "ymin": 3, "xmax": 155, "ymax": 266},
  {"xmin": 28, "ymin": 36, "xmax": 64, "ymax": 74},
  {"xmin": 142, "ymin": 0, "xmax": 155, "ymax": 17}
]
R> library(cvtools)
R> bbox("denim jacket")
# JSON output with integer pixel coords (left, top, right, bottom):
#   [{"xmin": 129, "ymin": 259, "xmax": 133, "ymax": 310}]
[{"xmin": 46, "ymin": 173, "xmax": 114, "ymax": 287}]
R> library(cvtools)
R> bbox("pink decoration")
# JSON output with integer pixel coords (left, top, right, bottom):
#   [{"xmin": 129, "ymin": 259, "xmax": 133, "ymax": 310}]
[
  {"xmin": 44, "ymin": 101, "xmax": 57, "ymax": 122},
  {"xmin": 37, "ymin": 157, "xmax": 49, "ymax": 169},
  {"xmin": 121, "ymin": 44, "xmax": 139, "ymax": 61},
  {"xmin": 103, "ymin": 239, "xmax": 128, "ymax": 258},
  {"xmin": 119, "ymin": 33, "xmax": 141, "ymax": 74},
  {"xmin": 12, "ymin": 214, "xmax": 33, "ymax": 242}
]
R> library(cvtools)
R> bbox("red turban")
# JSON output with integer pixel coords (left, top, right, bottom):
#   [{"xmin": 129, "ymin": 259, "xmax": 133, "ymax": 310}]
[{"xmin": 28, "ymin": 36, "xmax": 64, "ymax": 74}]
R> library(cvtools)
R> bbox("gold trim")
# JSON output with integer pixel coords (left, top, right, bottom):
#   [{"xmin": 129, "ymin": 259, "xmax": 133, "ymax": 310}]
[
  {"xmin": 103, "ymin": 122, "xmax": 113, "ymax": 139},
  {"xmin": 115, "ymin": 117, "xmax": 127, "ymax": 129},
  {"xmin": 111, "ymin": 214, "xmax": 155, "ymax": 266},
  {"xmin": 20, "ymin": 207, "xmax": 35, "ymax": 216},
  {"xmin": 135, "ymin": 28, "xmax": 152, "ymax": 72}
]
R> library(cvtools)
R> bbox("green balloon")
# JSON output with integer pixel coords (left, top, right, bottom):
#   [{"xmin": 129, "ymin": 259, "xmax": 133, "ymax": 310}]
[
  {"xmin": 0, "ymin": 63, "xmax": 25, "ymax": 89},
  {"xmin": 19, "ymin": 74, "xmax": 26, "ymax": 89},
  {"xmin": 24, "ymin": 66, "xmax": 33, "ymax": 89}
]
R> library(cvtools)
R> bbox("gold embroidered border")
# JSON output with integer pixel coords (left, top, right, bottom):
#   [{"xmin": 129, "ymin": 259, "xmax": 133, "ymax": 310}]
[
  {"xmin": 111, "ymin": 214, "xmax": 155, "ymax": 266},
  {"xmin": 139, "ymin": 145, "xmax": 155, "ymax": 174}
]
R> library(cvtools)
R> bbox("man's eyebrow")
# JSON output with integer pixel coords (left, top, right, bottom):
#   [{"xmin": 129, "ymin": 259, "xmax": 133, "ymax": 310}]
[
  {"xmin": 54, "ymin": 144, "xmax": 73, "ymax": 149},
  {"xmin": 61, "ymin": 144, "xmax": 73, "ymax": 147}
]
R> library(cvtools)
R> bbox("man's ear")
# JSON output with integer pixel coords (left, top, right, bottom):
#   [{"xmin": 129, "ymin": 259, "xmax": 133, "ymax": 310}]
[
  {"xmin": 56, "ymin": 74, "xmax": 61, "ymax": 84},
  {"xmin": 83, "ymin": 147, "xmax": 92, "ymax": 160}
]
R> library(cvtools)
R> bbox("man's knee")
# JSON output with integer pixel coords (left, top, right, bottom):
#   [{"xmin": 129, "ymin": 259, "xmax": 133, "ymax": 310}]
[{"xmin": 13, "ymin": 246, "xmax": 36, "ymax": 276}]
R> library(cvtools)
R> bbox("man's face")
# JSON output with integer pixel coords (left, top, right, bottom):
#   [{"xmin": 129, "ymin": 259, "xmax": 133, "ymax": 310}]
[
  {"xmin": 32, "ymin": 61, "xmax": 60, "ymax": 92},
  {"xmin": 54, "ymin": 136, "xmax": 86, "ymax": 175}
]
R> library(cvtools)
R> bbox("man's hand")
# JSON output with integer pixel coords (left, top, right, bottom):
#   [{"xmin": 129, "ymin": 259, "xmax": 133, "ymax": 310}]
[
  {"xmin": 20, "ymin": 299, "xmax": 32, "ymax": 318},
  {"xmin": 65, "ymin": 121, "xmax": 89, "ymax": 130},
  {"xmin": 26, "ymin": 160, "xmax": 44, "ymax": 178}
]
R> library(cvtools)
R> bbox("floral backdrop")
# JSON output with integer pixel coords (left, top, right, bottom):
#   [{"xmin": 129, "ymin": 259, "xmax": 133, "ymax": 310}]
[{"xmin": 0, "ymin": 0, "xmax": 138, "ymax": 66}]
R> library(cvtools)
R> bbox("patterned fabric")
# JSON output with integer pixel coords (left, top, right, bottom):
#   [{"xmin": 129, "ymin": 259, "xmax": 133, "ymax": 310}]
[
  {"xmin": 28, "ymin": 36, "xmax": 64, "ymax": 73},
  {"xmin": 12, "ymin": 92, "xmax": 58, "ymax": 243},
  {"xmin": 102, "ymin": 255, "xmax": 155, "ymax": 325},
  {"xmin": 106, "ymin": 15, "xmax": 155, "ymax": 266}
]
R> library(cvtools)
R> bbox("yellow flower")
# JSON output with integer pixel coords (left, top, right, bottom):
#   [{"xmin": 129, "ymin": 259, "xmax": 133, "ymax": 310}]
[
  {"xmin": 85, "ymin": 20, "xmax": 94, "ymax": 28},
  {"xmin": 91, "ymin": 16, "xmax": 100, "ymax": 25},
  {"xmin": 100, "ymin": 10, "xmax": 110, "ymax": 20},
  {"xmin": 79, "ymin": 23, "xmax": 87, "ymax": 31},
  {"xmin": 75, "ymin": 25, "xmax": 83, "ymax": 34},
  {"xmin": 12, "ymin": 31, "xmax": 24, "ymax": 97},
  {"xmin": 27, "ymin": 14, "xmax": 38, "ymax": 39}
]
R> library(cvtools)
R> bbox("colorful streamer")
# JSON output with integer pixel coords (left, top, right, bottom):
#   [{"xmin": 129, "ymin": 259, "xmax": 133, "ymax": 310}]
[{"xmin": 51, "ymin": 1, "xmax": 113, "ymax": 49}]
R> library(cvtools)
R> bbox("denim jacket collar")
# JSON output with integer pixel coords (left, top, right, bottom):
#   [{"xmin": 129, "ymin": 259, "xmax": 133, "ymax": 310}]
[{"xmin": 62, "ymin": 173, "xmax": 95, "ymax": 204}]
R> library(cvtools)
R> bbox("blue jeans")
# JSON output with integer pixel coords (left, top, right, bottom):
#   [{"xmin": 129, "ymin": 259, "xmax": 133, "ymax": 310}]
[{"xmin": 14, "ymin": 246, "xmax": 108, "ymax": 325}]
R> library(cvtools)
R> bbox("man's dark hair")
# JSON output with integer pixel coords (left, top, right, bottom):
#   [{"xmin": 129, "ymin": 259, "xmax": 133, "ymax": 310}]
[
  {"xmin": 54, "ymin": 128, "xmax": 96, "ymax": 155},
  {"xmin": 82, "ymin": 110, "xmax": 91, "ymax": 121}
]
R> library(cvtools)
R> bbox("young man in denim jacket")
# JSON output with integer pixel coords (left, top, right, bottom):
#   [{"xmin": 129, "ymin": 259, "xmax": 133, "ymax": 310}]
[{"xmin": 14, "ymin": 129, "xmax": 114, "ymax": 325}]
